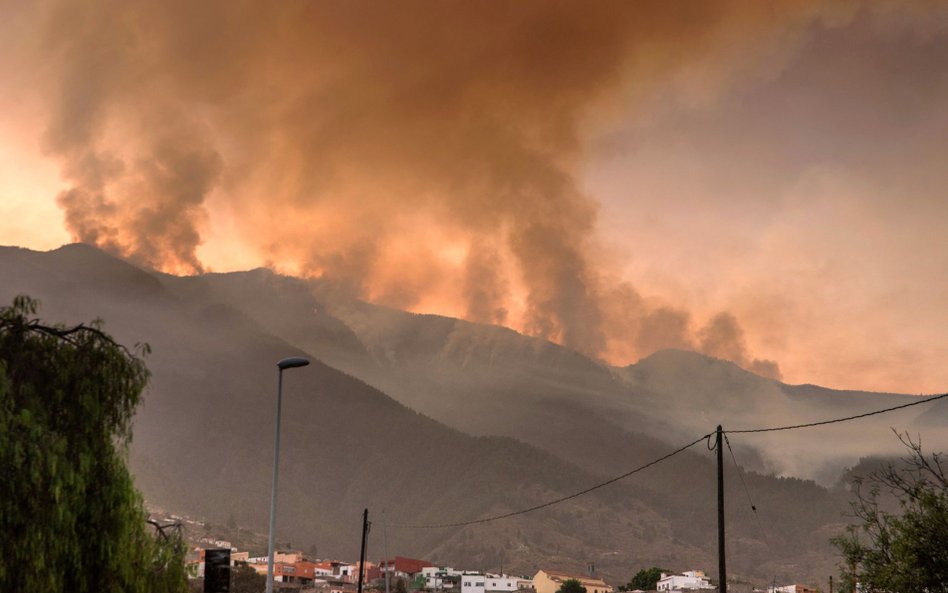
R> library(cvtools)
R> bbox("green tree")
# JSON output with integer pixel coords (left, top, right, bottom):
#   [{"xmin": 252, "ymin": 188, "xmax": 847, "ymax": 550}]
[
  {"xmin": 557, "ymin": 579, "xmax": 587, "ymax": 593},
  {"xmin": 620, "ymin": 567, "xmax": 667, "ymax": 591},
  {"xmin": 0, "ymin": 296, "xmax": 187, "ymax": 592},
  {"xmin": 831, "ymin": 431, "xmax": 948, "ymax": 593},
  {"xmin": 231, "ymin": 562, "xmax": 266, "ymax": 593}
]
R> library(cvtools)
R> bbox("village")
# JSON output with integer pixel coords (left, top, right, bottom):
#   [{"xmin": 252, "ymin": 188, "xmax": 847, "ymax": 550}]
[{"xmin": 186, "ymin": 536, "xmax": 820, "ymax": 593}]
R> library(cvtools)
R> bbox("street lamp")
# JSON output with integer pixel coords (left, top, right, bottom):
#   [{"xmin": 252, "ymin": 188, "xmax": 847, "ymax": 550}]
[{"xmin": 266, "ymin": 356, "xmax": 310, "ymax": 593}]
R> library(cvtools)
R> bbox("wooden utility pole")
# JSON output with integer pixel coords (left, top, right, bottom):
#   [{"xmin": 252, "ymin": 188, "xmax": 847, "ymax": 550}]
[
  {"xmin": 383, "ymin": 509, "xmax": 391, "ymax": 593},
  {"xmin": 717, "ymin": 425, "xmax": 727, "ymax": 593},
  {"xmin": 358, "ymin": 509, "xmax": 369, "ymax": 593}
]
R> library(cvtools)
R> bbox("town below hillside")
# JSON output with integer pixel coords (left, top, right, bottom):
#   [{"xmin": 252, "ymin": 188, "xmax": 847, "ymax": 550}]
[{"xmin": 164, "ymin": 509, "xmax": 823, "ymax": 593}]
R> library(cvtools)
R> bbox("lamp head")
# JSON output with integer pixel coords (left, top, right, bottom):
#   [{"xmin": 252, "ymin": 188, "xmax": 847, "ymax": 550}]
[{"xmin": 277, "ymin": 356, "xmax": 310, "ymax": 370}]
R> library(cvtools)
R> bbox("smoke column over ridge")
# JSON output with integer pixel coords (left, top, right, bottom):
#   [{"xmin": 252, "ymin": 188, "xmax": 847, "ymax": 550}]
[{"xmin": 24, "ymin": 0, "xmax": 865, "ymax": 374}]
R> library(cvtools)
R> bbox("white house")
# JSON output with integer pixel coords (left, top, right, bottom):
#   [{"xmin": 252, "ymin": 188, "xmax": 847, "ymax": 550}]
[
  {"xmin": 422, "ymin": 566, "xmax": 463, "ymax": 589},
  {"xmin": 462, "ymin": 573, "xmax": 529, "ymax": 593},
  {"xmin": 769, "ymin": 586, "xmax": 817, "ymax": 593},
  {"xmin": 656, "ymin": 570, "xmax": 714, "ymax": 591}
]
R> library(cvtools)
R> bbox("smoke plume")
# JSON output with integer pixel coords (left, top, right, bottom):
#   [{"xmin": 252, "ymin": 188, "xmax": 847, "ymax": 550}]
[{"xmin": 27, "ymin": 0, "xmax": 851, "ymax": 372}]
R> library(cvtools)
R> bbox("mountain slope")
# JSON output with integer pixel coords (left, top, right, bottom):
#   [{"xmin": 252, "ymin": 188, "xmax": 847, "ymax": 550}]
[
  {"xmin": 168, "ymin": 265, "xmax": 945, "ymax": 483},
  {"xmin": 5, "ymin": 244, "xmax": 942, "ymax": 586},
  {"xmin": 0, "ymin": 244, "xmax": 676, "ymax": 578}
]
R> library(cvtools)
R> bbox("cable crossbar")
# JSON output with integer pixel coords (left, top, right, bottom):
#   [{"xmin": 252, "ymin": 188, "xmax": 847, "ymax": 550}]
[
  {"xmin": 726, "ymin": 392, "xmax": 948, "ymax": 434},
  {"xmin": 383, "ymin": 431, "xmax": 713, "ymax": 529}
]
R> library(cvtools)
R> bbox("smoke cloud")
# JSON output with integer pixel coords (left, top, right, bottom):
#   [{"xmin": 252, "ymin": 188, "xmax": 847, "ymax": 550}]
[{"xmin": 26, "ymin": 0, "xmax": 855, "ymax": 372}]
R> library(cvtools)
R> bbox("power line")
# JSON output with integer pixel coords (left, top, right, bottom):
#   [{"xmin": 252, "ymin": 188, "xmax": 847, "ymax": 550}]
[
  {"xmin": 723, "ymin": 433, "xmax": 767, "ymax": 544},
  {"xmin": 723, "ymin": 434, "xmax": 758, "ymax": 516},
  {"xmin": 726, "ymin": 392, "xmax": 948, "ymax": 434},
  {"xmin": 384, "ymin": 431, "xmax": 714, "ymax": 529},
  {"xmin": 382, "ymin": 392, "xmax": 948, "ymax": 529}
]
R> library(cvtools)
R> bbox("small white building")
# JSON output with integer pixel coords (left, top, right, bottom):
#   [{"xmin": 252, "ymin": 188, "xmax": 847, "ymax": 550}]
[
  {"xmin": 422, "ymin": 566, "xmax": 462, "ymax": 589},
  {"xmin": 335, "ymin": 562, "xmax": 358, "ymax": 580},
  {"xmin": 656, "ymin": 570, "xmax": 714, "ymax": 591},
  {"xmin": 462, "ymin": 573, "xmax": 529, "ymax": 593},
  {"xmin": 769, "ymin": 585, "xmax": 817, "ymax": 593}
]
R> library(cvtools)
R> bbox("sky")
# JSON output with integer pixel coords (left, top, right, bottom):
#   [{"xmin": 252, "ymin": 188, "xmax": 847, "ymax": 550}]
[{"xmin": 0, "ymin": 0, "xmax": 946, "ymax": 394}]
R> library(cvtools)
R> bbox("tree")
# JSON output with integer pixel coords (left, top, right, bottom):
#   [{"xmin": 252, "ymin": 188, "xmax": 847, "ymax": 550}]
[
  {"xmin": 620, "ymin": 567, "xmax": 667, "ymax": 591},
  {"xmin": 831, "ymin": 431, "xmax": 948, "ymax": 593},
  {"xmin": 230, "ymin": 562, "xmax": 266, "ymax": 593},
  {"xmin": 0, "ymin": 296, "xmax": 187, "ymax": 592},
  {"xmin": 557, "ymin": 579, "xmax": 587, "ymax": 593},
  {"xmin": 394, "ymin": 577, "xmax": 409, "ymax": 593}
]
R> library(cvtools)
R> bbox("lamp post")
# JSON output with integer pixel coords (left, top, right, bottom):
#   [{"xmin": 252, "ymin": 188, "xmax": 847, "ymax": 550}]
[{"xmin": 266, "ymin": 357, "xmax": 310, "ymax": 593}]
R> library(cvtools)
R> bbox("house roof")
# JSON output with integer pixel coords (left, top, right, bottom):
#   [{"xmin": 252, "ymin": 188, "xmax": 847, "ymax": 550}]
[
  {"xmin": 538, "ymin": 570, "xmax": 612, "ymax": 588},
  {"xmin": 381, "ymin": 556, "xmax": 433, "ymax": 574}
]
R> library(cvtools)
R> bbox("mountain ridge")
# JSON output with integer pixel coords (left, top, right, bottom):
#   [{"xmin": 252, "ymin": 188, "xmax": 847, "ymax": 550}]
[{"xmin": 3, "ymin": 243, "xmax": 943, "ymax": 586}]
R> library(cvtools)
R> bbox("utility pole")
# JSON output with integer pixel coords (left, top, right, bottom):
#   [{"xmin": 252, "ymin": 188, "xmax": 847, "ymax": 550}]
[
  {"xmin": 383, "ymin": 509, "xmax": 391, "ymax": 593},
  {"xmin": 358, "ymin": 509, "xmax": 369, "ymax": 593},
  {"xmin": 717, "ymin": 425, "xmax": 727, "ymax": 593}
]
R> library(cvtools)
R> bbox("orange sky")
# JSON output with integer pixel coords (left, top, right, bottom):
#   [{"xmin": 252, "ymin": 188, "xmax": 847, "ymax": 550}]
[{"xmin": 1, "ymin": 0, "xmax": 946, "ymax": 394}]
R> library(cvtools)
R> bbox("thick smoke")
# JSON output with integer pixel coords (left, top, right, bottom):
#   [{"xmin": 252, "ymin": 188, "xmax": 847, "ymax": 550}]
[
  {"xmin": 464, "ymin": 239, "xmax": 509, "ymax": 326},
  {"xmin": 30, "ymin": 0, "xmax": 846, "ymax": 371},
  {"xmin": 698, "ymin": 313, "xmax": 782, "ymax": 379}
]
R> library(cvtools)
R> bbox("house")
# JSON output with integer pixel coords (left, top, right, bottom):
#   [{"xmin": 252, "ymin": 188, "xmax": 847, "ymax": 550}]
[
  {"xmin": 249, "ymin": 560, "xmax": 321, "ymax": 585},
  {"xmin": 656, "ymin": 571, "xmax": 714, "ymax": 591},
  {"xmin": 275, "ymin": 551, "xmax": 306, "ymax": 564},
  {"xmin": 278, "ymin": 560, "xmax": 319, "ymax": 585},
  {"xmin": 462, "ymin": 573, "xmax": 532, "ymax": 593},
  {"xmin": 314, "ymin": 562, "xmax": 338, "ymax": 577},
  {"xmin": 330, "ymin": 561, "xmax": 359, "ymax": 582},
  {"xmin": 351, "ymin": 560, "xmax": 380, "ymax": 584},
  {"xmin": 533, "ymin": 570, "xmax": 613, "ymax": 593},
  {"xmin": 769, "ymin": 585, "xmax": 817, "ymax": 593},
  {"xmin": 380, "ymin": 556, "xmax": 434, "ymax": 580},
  {"xmin": 421, "ymin": 566, "xmax": 463, "ymax": 589}
]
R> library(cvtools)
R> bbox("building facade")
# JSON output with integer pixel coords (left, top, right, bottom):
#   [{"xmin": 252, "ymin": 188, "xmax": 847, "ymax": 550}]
[
  {"xmin": 533, "ymin": 570, "xmax": 613, "ymax": 593},
  {"xmin": 656, "ymin": 571, "xmax": 715, "ymax": 591}
]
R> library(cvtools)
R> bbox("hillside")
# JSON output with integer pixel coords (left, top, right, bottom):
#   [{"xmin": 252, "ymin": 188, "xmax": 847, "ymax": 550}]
[
  {"xmin": 164, "ymin": 265, "xmax": 945, "ymax": 483},
  {"xmin": 0, "ymin": 244, "xmax": 711, "ymax": 581},
  {"xmin": 4, "ymin": 244, "xmax": 943, "ymax": 586}
]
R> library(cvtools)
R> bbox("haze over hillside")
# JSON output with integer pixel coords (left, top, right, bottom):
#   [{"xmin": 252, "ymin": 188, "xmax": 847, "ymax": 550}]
[
  {"xmin": 2, "ymin": 243, "xmax": 945, "ymax": 586},
  {"xmin": 166, "ymin": 256, "xmax": 944, "ymax": 483}
]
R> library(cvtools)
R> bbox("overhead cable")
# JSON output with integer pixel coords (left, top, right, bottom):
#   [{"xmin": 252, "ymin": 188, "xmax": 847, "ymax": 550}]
[
  {"xmin": 723, "ymin": 433, "xmax": 768, "ymax": 545},
  {"xmin": 383, "ymin": 431, "xmax": 713, "ymax": 529},
  {"xmin": 726, "ymin": 392, "xmax": 948, "ymax": 434},
  {"xmin": 384, "ymin": 392, "xmax": 948, "ymax": 529}
]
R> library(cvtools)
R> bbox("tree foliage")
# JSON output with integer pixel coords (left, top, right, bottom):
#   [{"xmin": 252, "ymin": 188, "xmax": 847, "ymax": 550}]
[
  {"xmin": 0, "ymin": 296, "xmax": 187, "ymax": 593},
  {"xmin": 832, "ymin": 431, "xmax": 948, "ymax": 593},
  {"xmin": 557, "ymin": 579, "xmax": 587, "ymax": 593},
  {"xmin": 229, "ymin": 562, "xmax": 265, "ymax": 593},
  {"xmin": 620, "ymin": 567, "xmax": 667, "ymax": 591},
  {"xmin": 394, "ymin": 577, "xmax": 409, "ymax": 593}
]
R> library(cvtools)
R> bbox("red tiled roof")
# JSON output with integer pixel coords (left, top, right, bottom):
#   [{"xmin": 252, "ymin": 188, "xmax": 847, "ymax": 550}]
[{"xmin": 381, "ymin": 556, "xmax": 433, "ymax": 575}]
